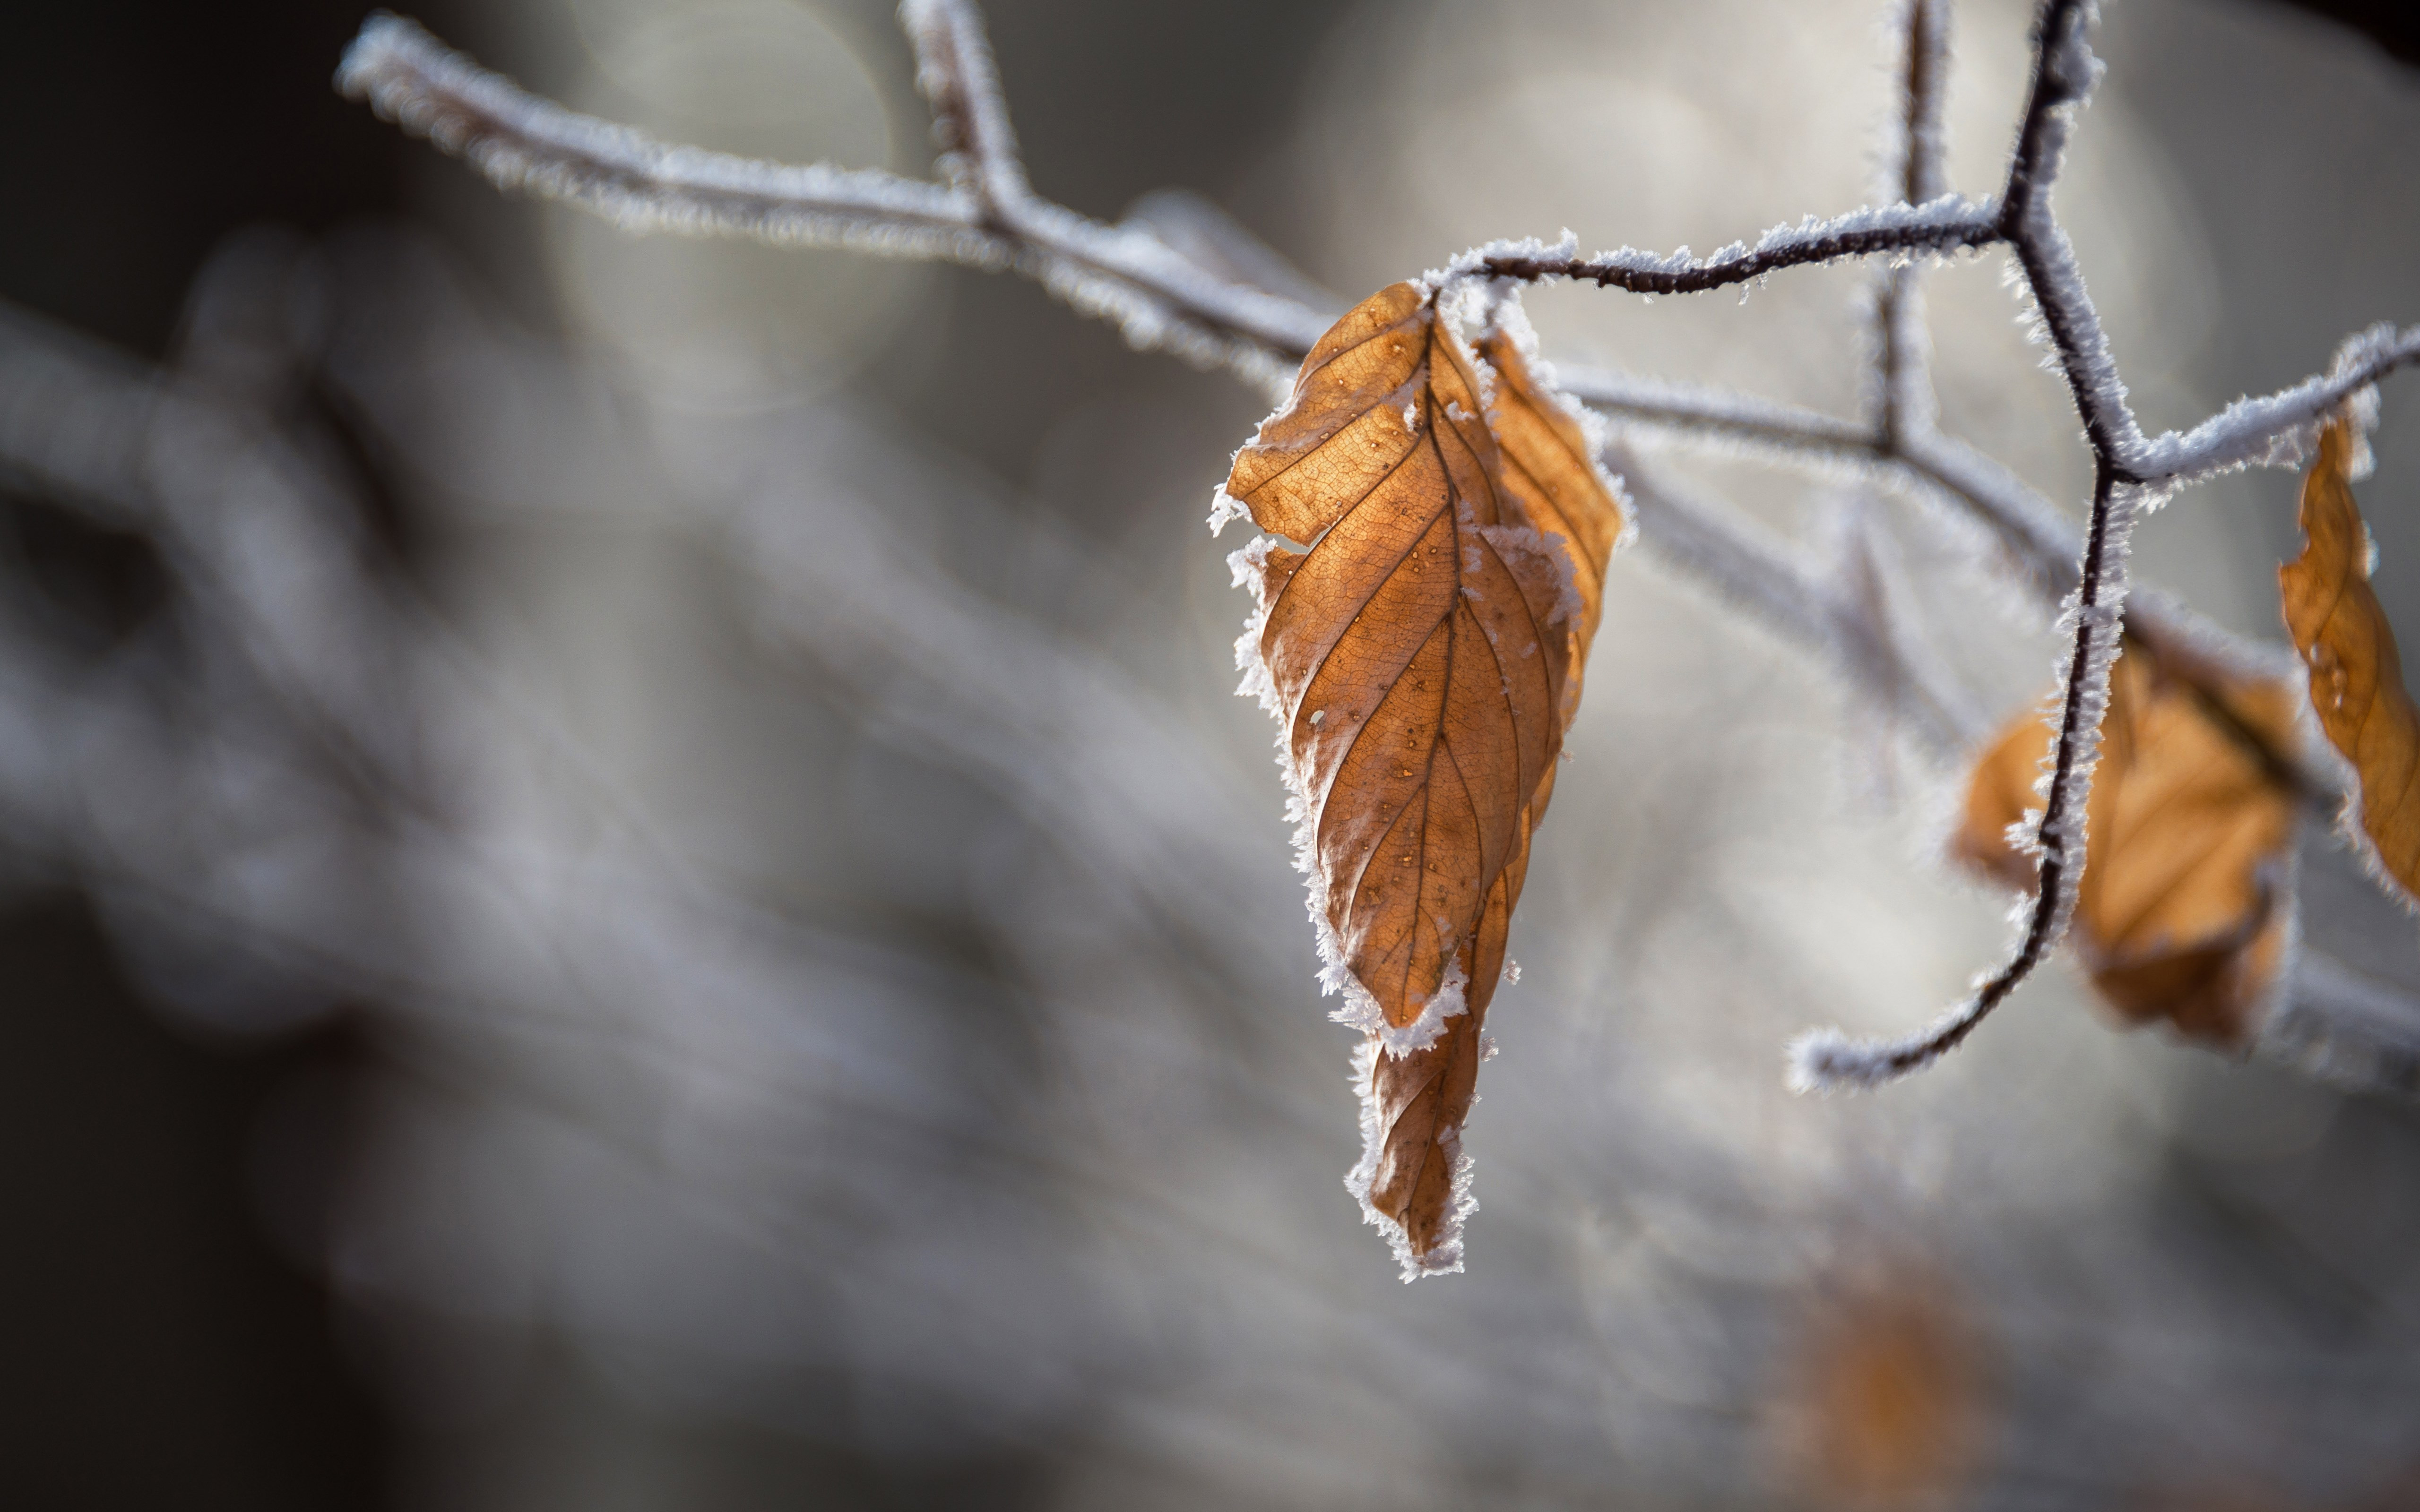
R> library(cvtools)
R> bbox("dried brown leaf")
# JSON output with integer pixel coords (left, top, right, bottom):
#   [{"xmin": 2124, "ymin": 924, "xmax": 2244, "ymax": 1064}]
[
  {"xmin": 2280, "ymin": 419, "xmax": 2420, "ymax": 902},
  {"xmin": 1776, "ymin": 1270, "xmax": 1985, "ymax": 1510},
  {"xmin": 1222, "ymin": 282, "xmax": 1622, "ymax": 1276},
  {"xmin": 1955, "ymin": 637, "xmax": 2300, "ymax": 1048}
]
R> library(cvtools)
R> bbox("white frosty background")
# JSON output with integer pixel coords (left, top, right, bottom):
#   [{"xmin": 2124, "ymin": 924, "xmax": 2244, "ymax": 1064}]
[{"xmin": 9, "ymin": 0, "xmax": 2420, "ymax": 1505}]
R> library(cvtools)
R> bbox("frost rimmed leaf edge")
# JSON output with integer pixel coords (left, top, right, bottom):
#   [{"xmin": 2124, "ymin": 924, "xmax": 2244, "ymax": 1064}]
[{"xmin": 1216, "ymin": 272, "xmax": 1626, "ymax": 1279}]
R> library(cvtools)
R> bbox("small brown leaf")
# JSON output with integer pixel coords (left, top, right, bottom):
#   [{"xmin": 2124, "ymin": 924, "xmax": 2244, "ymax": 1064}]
[
  {"xmin": 1222, "ymin": 282, "xmax": 1622, "ymax": 1276},
  {"xmin": 2280, "ymin": 419, "xmax": 2420, "ymax": 902},
  {"xmin": 1775, "ymin": 1269, "xmax": 1986, "ymax": 1510},
  {"xmin": 1954, "ymin": 636, "xmax": 2300, "ymax": 1048}
]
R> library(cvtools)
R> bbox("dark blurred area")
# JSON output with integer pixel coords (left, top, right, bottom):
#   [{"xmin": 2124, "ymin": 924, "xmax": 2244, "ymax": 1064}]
[
  {"xmin": 2292, "ymin": 0, "xmax": 2420, "ymax": 67},
  {"xmin": 0, "ymin": 3, "xmax": 436, "ymax": 1506},
  {"xmin": 2, "ymin": 2, "xmax": 2419, "ymax": 1509}
]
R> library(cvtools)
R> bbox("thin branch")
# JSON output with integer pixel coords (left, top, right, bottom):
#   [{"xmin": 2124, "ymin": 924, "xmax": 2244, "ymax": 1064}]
[
  {"xmin": 1977, "ymin": 9, "xmax": 2420, "ymax": 499},
  {"xmin": 1574, "ymin": 380, "xmax": 2334, "ymax": 815},
  {"xmin": 1614, "ymin": 447, "xmax": 1983, "ymax": 754},
  {"xmin": 1471, "ymin": 197, "xmax": 2001, "ymax": 296},
  {"xmin": 1998, "ymin": 0, "xmax": 2143, "ymax": 469},
  {"xmin": 1565, "ymin": 364, "xmax": 2325, "ymax": 786},
  {"xmin": 899, "ymin": 0, "xmax": 1030, "ymax": 211},
  {"xmin": 1875, "ymin": 0, "xmax": 1949, "ymax": 453},
  {"xmin": 2133, "ymin": 322, "xmax": 2420, "ymax": 485},
  {"xmin": 1795, "ymin": 462, "xmax": 2137, "ymax": 1089},
  {"xmin": 335, "ymin": 15, "xmax": 1323, "ymax": 389},
  {"xmin": 1556, "ymin": 361, "xmax": 2080, "ymax": 605},
  {"xmin": 337, "ymin": 17, "xmax": 999, "ymax": 258},
  {"xmin": 1792, "ymin": 0, "xmax": 2358, "ymax": 1087},
  {"xmin": 2268, "ymin": 954, "xmax": 2420, "ymax": 1096},
  {"xmin": 1898, "ymin": 0, "xmax": 1951, "ymax": 208}
]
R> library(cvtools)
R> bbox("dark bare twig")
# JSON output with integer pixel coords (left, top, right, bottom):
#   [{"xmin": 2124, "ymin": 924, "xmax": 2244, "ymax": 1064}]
[
  {"xmin": 1472, "ymin": 200, "xmax": 1999, "ymax": 296},
  {"xmin": 2000, "ymin": 0, "xmax": 2136, "ymax": 468},
  {"xmin": 899, "ymin": 0, "xmax": 1029, "ymax": 212}
]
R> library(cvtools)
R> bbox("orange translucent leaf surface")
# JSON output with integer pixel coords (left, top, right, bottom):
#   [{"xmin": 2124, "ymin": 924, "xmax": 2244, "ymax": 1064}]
[
  {"xmin": 1474, "ymin": 326, "xmax": 1624, "ymax": 717},
  {"xmin": 1955, "ymin": 637, "xmax": 2300, "ymax": 1048},
  {"xmin": 1222, "ymin": 282, "xmax": 1622, "ymax": 1276},
  {"xmin": 2280, "ymin": 419, "xmax": 2420, "ymax": 902}
]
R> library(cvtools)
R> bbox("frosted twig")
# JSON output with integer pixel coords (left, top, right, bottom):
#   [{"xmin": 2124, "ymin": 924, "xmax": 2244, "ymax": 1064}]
[
  {"xmin": 1561, "ymin": 365, "xmax": 2068, "ymax": 592},
  {"xmin": 1614, "ymin": 447, "xmax": 1982, "ymax": 754},
  {"xmin": 335, "ymin": 14, "xmax": 1323, "ymax": 390},
  {"xmin": 2130, "ymin": 323, "xmax": 2420, "ymax": 485},
  {"xmin": 1122, "ymin": 189, "xmax": 1345, "ymax": 315},
  {"xmin": 2267, "ymin": 954, "xmax": 2420, "ymax": 1096},
  {"xmin": 1796, "ymin": 0, "xmax": 2379, "ymax": 1088},
  {"xmin": 1874, "ymin": 0, "xmax": 1948, "ymax": 452},
  {"xmin": 1977, "ymin": 15, "xmax": 2420, "ymax": 495},
  {"xmin": 1565, "ymin": 367, "xmax": 2327, "ymax": 802},
  {"xmin": 337, "ymin": 17, "xmax": 1001, "ymax": 261},
  {"xmin": 1998, "ymin": 0, "xmax": 2143, "ymax": 467},
  {"xmin": 1473, "ymin": 196, "xmax": 2000, "ymax": 297},
  {"xmin": 1896, "ymin": 0, "xmax": 1952, "ymax": 209},
  {"xmin": 899, "ymin": 0, "xmax": 1030, "ymax": 211}
]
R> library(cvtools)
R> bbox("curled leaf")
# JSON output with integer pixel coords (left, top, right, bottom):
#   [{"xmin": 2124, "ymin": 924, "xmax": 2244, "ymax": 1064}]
[
  {"xmin": 1221, "ymin": 281, "xmax": 1622, "ymax": 1276},
  {"xmin": 1955, "ymin": 636, "xmax": 2300, "ymax": 1048},
  {"xmin": 2280, "ymin": 419, "xmax": 2420, "ymax": 903},
  {"xmin": 1474, "ymin": 322, "xmax": 1627, "ymax": 709}
]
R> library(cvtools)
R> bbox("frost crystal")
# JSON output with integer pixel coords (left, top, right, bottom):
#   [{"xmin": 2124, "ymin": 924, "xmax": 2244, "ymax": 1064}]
[
  {"xmin": 1226, "ymin": 536, "xmax": 1286, "ymax": 718},
  {"xmin": 1206, "ymin": 484, "xmax": 1250, "ymax": 536}
]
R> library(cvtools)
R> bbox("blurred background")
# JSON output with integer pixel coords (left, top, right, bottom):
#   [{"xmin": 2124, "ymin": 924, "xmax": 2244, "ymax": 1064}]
[{"xmin": 5, "ymin": 0, "xmax": 2420, "ymax": 1507}]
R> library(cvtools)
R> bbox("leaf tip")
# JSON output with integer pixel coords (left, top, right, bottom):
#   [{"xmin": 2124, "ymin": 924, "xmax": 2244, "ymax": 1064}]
[{"xmin": 1341, "ymin": 1036, "xmax": 1478, "ymax": 1282}]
